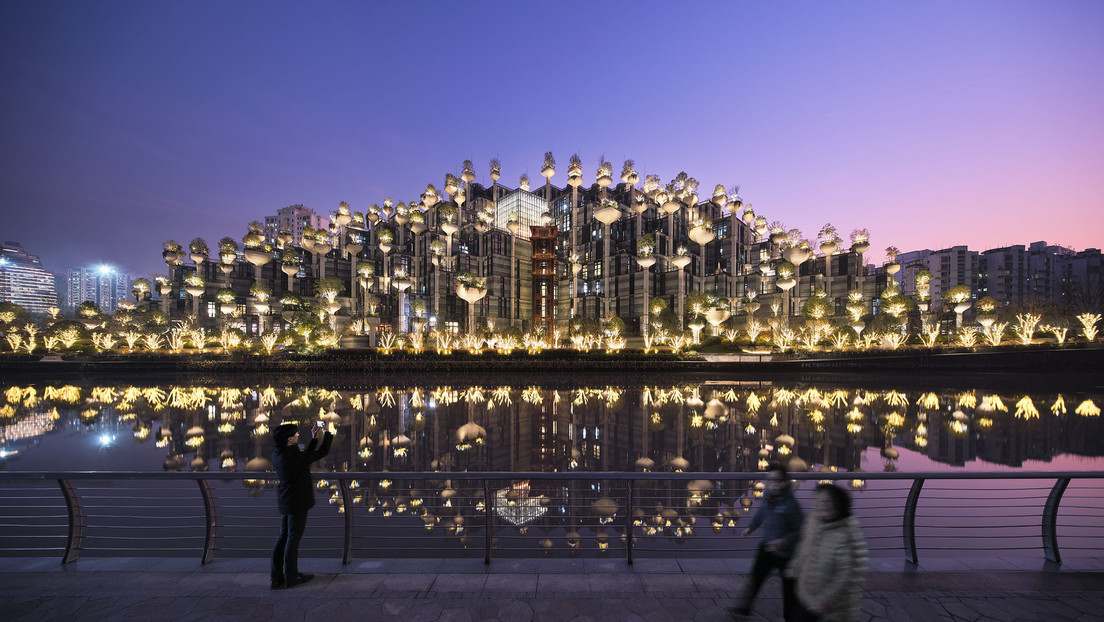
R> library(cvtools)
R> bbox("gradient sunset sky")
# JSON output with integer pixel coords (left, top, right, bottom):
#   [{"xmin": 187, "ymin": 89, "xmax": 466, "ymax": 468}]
[{"xmin": 2, "ymin": 1, "xmax": 1101, "ymax": 278}]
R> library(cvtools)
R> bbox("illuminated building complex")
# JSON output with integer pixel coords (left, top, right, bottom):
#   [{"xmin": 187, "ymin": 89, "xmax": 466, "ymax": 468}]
[{"xmin": 158, "ymin": 157, "xmax": 883, "ymax": 339}]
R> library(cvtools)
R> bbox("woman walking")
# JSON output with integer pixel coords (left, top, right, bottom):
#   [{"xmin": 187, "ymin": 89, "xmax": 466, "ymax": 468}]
[{"xmin": 788, "ymin": 483, "xmax": 868, "ymax": 622}]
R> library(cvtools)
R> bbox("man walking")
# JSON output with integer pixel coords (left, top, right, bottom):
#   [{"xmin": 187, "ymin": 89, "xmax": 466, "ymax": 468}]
[
  {"xmin": 271, "ymin": 421, "xmax": 333, "ymax": 589},
  {"xmin": 731, "ymin": 462, "xmax": 804, "ymax": 620}
]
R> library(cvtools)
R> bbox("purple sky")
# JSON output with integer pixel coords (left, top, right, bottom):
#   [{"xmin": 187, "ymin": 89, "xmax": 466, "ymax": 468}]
[{"xmin": 2, "ymin": 1, "xmax": 1102, "ymax": 279}]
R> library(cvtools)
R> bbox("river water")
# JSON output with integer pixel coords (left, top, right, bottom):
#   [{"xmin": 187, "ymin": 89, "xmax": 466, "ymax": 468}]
[
  {"xmin": 2, "ymin": 376, "xmax": 1101, "ymax": 560},
  {"xmin": 2, "ymin": 377, "xmax": 1102, "ymax": 474}
]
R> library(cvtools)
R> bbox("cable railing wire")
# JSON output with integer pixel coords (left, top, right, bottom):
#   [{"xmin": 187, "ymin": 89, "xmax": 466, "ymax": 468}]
[{"xmin": 0, "ymin": 471, "xmax": 1100, "ymax": 564}]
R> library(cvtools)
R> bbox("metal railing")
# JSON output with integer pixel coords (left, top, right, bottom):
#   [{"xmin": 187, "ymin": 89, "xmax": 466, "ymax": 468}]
[{"xmin": 1, "ymin": 471, "xmax": 1101, "ymax": 566}]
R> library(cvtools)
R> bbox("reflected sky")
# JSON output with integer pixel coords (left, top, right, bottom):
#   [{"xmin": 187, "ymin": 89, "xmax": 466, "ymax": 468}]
[{"xmin": 2, "ymin": 380, "xmax": 1101, "ymax": 476}]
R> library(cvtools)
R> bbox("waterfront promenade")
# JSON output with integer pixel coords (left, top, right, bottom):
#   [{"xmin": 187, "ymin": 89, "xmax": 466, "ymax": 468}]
[{"xmin": 2, "ymin": 555, "xmax": 1102, "ymax": 621}]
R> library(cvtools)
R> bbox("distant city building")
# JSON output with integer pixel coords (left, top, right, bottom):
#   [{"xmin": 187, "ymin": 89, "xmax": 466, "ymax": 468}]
[
  {"xmin": 263, "ymin": 204, "xmax": 330, "ymax": 247},
  {"xmin": 979, "ymin": 242, "xmax": 1075, "ymax": 309},
  {"xmin": 65, "ymin": 266, "xmax": 131, "ymax": 314},
  {"xmin": 51, "ymin": 272, "xmax": 67, "ymax": 308},
  {"xmin": 0, "ymin": 241, "xmax": 59, "ymax": 315},
  {"xmin": 1056, "ymin": 248, "xmax": 1103, "ymax": 312},
  {"xmin": 895, "ymin": 241, "xmax": 1101, "ymax": 314},
  {"xmin": 897, "ymin": 246, "xmax": 979, "ymax": 309}
]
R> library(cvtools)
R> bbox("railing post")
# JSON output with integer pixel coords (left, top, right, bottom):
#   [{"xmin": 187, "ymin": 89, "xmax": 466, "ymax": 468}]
[
  {"xmin": 197, "ymin": 478, "xmax": 217, "ymax": 564},
  {"xmin": 1043, "ymin": 477, "xmax": 1071, "ymax": 565},
  {"xmin": 58, "ymin": 478, "xmax": 83, "ymax": 565},
  {"xmin": 625, "ymin": 479, "xmax": 634, "ymax": 565},
  {"xmin": 484, "ymin": 478, "xmax": 493, "ymax": 565},
  {"xmin": 903, "ymin": 478, "xmax": 924, "ymax": 565},
  {"xmin": 339, "ymin": 479, "xmax": 355, "ymax": 564}
]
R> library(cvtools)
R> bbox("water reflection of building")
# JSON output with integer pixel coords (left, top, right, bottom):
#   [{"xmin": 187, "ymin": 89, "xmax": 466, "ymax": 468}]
[
  {"xmin": 0, "ymin": 410, "xmax": 56, "ymax": 465},
  {"xmin": 4, "ymin": 382, "xmax": 1103, "ymax": 557},
  {"xmin": 974, "ymin": 415, "xmax": 1057, "ymax": 469},
  {"xmin": 3, "ymin": 384, "xmax": 1102, "ymax": 480},
  {"xmin": 0, "ymin": 410, "xmax": 55, "ymax": 445},
  {"xmin": 922, "ymin": 410, "xmax": 978, "ymax": 468},
  {"xmin": 1062, "ymin": 410, "xmax": 1104, "ymax": 458},
  {"xmin": 529, "ymin": 398, "xmax": 557, "ymax": 472}
]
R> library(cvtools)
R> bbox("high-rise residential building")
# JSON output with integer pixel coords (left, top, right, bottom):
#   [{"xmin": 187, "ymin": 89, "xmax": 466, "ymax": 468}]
[
  {"xmin": 0, "ymin": 241, "xmax": 59, "ymax": 315},
  {"xmin": 52, "ymin": 272, "xmax": 67, "ymax": 309},
  {"xmin": 893, "ymin": 240, "xmax": 1100, "ymax": 314},
  {"xmin": 65, "ymin": 266, "xmax": 132, "ymax": 314},
  {"xmin": 979, "ymin": 242, "xmax": 1075, "ymax": 309},
  {"xmin": 1056, "ymin": 248, "xmax": 1103, "ymax": 312},
  {"xmin": 263, "ymin": 204, "xmax": 331, "ymax": 247},
  {"xmin": 896, "ymin": 249, "xmax": 932, "ymax": 296},
  {"xmin": 897, "ymin": 246, "xmax": 979, "ymax": 308}
]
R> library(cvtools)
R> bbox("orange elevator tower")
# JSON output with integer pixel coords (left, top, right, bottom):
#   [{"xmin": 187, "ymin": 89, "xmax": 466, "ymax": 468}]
[{"xmin": 529, "ymin": 226, "xmax": 558, "ymax": 336}]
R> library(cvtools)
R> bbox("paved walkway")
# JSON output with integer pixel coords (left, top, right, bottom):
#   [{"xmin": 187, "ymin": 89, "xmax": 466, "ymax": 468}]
[{"xmin": 2, "ymin": 556, "xmax": 1103, "ymax": 621}]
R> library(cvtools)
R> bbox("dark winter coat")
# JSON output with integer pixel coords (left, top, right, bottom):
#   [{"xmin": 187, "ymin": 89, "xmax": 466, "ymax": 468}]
[
  {"xmin": 273, "ymin": 431, "xmax": 333, "ymax": 515},
  {"xmin": 747, "ymin": 489, "xmax": 804, "ymax": 558}
]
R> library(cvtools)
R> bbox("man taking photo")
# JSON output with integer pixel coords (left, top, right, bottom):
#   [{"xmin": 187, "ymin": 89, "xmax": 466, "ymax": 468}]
[{"xmin": 271, "ymin": 421, "xmax": 333, "ymax": 589}]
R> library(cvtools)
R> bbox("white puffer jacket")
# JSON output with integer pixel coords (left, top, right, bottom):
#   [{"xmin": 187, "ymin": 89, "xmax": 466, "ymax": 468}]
[{"xmin": 790, "ymin": 515, "xmax": 868, "ymax": 622}]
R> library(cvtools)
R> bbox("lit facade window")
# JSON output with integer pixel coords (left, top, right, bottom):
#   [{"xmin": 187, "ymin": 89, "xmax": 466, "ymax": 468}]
[
  {"xmin": 496, "ymin": 190, "xmax": 547, "ymax": 240},
  {"xmin": 0, "ymin": 247, "xmax": 59, "ymax": 314}
]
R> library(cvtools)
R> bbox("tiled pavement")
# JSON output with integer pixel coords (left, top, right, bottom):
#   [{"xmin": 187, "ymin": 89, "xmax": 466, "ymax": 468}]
[{"xmin": 1, "ymin": 556, "xmax": 1102, "ymax": 621}]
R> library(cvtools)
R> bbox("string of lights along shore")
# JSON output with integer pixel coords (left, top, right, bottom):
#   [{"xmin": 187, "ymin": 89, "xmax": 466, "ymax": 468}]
[{"xmin": 1, "ymin": 153, "xmax": 1101, "ymax": 354}]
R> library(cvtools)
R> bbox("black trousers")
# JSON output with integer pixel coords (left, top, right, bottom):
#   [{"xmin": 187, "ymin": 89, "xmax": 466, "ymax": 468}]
[
  {"xmin": 741, "ymin": 544, "xmax": 798, "ymax": 621},
  {"xmin": 271, "ymin": 511, "xmax": 308, "ymax": 582},
  {"xmin": 792, "ymin": 602, "xmax": 821, "ymax": 622}
]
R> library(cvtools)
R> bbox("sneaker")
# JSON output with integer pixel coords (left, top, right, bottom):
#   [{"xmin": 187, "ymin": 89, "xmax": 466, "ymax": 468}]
[
  {"xmin": 270, "ymin": 580, "xmax": 285, "ymax": 590},
  {"xmin": 285, "ymin": 573, "xmax": 314, "ymax": 588}
]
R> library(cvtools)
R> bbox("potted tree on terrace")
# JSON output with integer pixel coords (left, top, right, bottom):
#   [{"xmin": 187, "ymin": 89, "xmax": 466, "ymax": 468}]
[
  {"xmin": 217, "ymin": 237, "xmax": 238, "ymax": 286},
  {"xmin": 189, "ymin": 238, "xmax": 209, "ymax": 270},
  {"xmin": 316, "ymin": 276, "xmax": 344, "ymax": 331},
  {"xmin": 216, "ymin": 288, "xmax": 237, "ymax": 316},
  {"xmin": 455, "ymin": 271, "xmax": 488, "ymax": 337},
  {"xmin": 131, "ymin": 278, "xmax": 152, "ymax": 310},
  {"xmin": 184, "ymin": 275, "xmax": 205, "ymax": 317},
  {"xmin": 281, "ymin": 248, "xmax": 301, "ymax": 294},
  {"xmin": 242, "ymin": 221, "xmax": 271, "ymax": 282},
  {"xmin": 945, "ymin": 285, "xmax": 973, "ymax": 329},
  {"xmin": 250, "ymin": 280, "xmax": 272, "ymax": 334}
]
